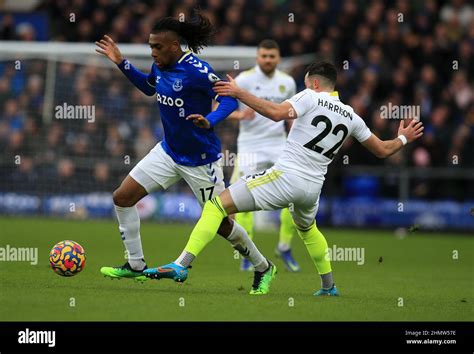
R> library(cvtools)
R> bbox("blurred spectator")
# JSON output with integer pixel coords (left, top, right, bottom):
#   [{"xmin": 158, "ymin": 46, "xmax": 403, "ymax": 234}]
[
  {"xmin": 440, "ymin": 0, "xmax": 474, "ymax": 28},
  {"xmin": 6, "ymin": 130, "xmax": 26, "ymax": 156},
  {"xmin": 423, "ymin": 105, "xmax": 454, "ymax": 167},
  {"xmin": 37, "ymin": 123, "xmax": 65, "ymax": 165},
  {"xmin": 16, "ymin": 22, "xmax": 37, "ymax": 41},
  {"xmin": 90, "ymin": 161, "xmax": 115, "ymax": 191},
  {"xmin": 0, "ymin": 14, "xmax": 15, "ymax": 39},
  {"xmin": 450, "ymin": 104, "xmax": 474, "ymax": 167},
  {"xmin": 134, "ymin": 127, "xmax": 157, "ymax": 160},
  {"xmin": 9, "ymin": 156, "xmax": 38, "ymax": 193},
  {"xmin": 449, "ymin": 71, "xmax": 472, "ymax": 111},
  {"xmin": 105, "ymin": 125, "xmax": 126, "ymax": 158},
  {"xmin": 46, "ymin": 158, "xmax": 77, "ymax": 192},
  {"xmin": 3, "ymin": 99, "xmax": 24, "ymax": 132}
]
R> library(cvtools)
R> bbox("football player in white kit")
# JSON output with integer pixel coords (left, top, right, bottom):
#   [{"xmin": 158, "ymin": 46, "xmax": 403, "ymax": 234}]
[
  {"xmin": 229, "ymin": 39, "xmax": 301, "ymax": 272},
  {"xmin": 149, "ymin": 61, "xmax": 423, "ymax": 296}
]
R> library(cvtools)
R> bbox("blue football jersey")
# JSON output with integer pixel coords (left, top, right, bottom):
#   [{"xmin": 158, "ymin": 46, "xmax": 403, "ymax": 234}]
[{"xmin": 145, "ymin": 51, "xmax": 228, "ymax": 166}]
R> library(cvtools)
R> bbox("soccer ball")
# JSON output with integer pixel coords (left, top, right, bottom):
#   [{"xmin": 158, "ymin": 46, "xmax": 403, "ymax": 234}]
[{"xmin": 49, "ymin": 240, "xmax": 86, "ymax": 276}]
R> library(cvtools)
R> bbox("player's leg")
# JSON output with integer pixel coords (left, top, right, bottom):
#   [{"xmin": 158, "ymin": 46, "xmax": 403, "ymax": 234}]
[
  {"xmin": 234, "ymin": 212, "xmax": 254, "ymax": 270},
  {"xmin": 236, "ymin": 156, "xmax": 300, "ymax": 272},
  {"xmin": 185, "ymin": 161, "xmax": 271, "ymax": 273},
  {"xmin": 230, "ymin": 155, "xmax": 257, "ymax": 271},
  {"xmin": 215, "ymin": 216, "xmax": 269, "ymax": 272},
  {"xmin": 145, "ymin": 161, "xmax": 272, "ymax": 287},
  {"xmin": 291, "ymin": 198, "xmax": 339, "ymax": 296},
  {"xmin": 100, "ymin": 174, "xmax": 150, "ymax": 279},
  {"xmin": 258, "ymin": 149, "xmax": 301, "ymax": 272},
  {"xmin": 234, "ymin": 212, "xmax": 254, "ymax": 239},
  {"xmin": 101, "ymin": 143, "xmax": 180, "ymax": 280},
  {"xmin": 142, "ymin": 187, "xmax": 244, "ymax": 277},
  {"xmin": 115, "ymin": 175, "xmax": 147, "ymax": 264},
  {"xmin": 145, "ymin": 186, "xmax": 276, "ymax": 294},
  {"xmin": 146, "ymin": 167, "xmax": 296, "ymax": 293},
  {"xmin": 216, "ymin": 181, "xmax": 270, "ymax": 275},
  {"xmin": 254, "ymin": 150, "xmax": 300, "ymax": 270},
  {"xmin": 240, "ymin": 168, "xmax": 335, "ymax": 295},
  {"xmin": 276, "ymin": 207, "xmax": 301, "ymax": 272},
  {"xmin": 174, "ymin": 188, "xmax": 241, "ymax": 263}
]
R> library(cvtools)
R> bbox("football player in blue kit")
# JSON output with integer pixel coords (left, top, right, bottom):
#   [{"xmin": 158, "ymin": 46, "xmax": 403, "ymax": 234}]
[{"xmin": 95, "ymin": 12, "xmax": 276, "ymax": 291}]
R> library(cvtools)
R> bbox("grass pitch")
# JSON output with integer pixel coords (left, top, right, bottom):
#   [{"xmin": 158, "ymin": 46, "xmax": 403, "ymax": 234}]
[{"xmin": 0, "ymin": 216, "xmax": 472, "ymax": 321}]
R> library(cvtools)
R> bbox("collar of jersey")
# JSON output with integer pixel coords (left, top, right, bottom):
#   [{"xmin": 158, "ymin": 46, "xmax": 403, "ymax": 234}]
[
  {"xmin": 317, "ymin": 90, "xmax": 340, "ymax": 101},
  {"xmin": 177, "ymin": 51, "xmax": 193, "ymax": 64},
  {"xmin": 159, "ymin": 51, "xmax": 193, "ymax": 71},
  {"xmin": 319, "ymin": 91, "xmax": 340, "ymax": 101}
]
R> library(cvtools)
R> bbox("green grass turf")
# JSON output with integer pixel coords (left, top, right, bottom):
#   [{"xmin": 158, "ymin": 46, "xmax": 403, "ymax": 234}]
[{"xmin": 0, "ymin": 216, "xmax": 472, "ymax": 321}]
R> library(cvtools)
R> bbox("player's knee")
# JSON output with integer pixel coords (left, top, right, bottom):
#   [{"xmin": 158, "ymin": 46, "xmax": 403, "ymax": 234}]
[
  {"xmin": 112, "ymin": 188, "xmax": 136, "ymax": 207},
  {"xmin": 294, "ymin": 221, "xmax": 315, "ymax": 235}
]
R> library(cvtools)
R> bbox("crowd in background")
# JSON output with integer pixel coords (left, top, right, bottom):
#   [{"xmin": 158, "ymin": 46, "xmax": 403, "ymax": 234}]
[{"xmin": 0, "ymin": 0, "xmax": 473, "ymax": 200}]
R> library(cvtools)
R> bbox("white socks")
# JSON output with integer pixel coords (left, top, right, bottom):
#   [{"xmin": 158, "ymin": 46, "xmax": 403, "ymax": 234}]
[
  {"xmin": 114, "ymin": 205, "xmax": 145, "ymax": 271},
  {"xmin": 227, "ymin": 221, "xmax": 268, "ymax": 272},
  {"xmin": 174, "ymin": 251, "xmax": 195, "ymax": 268}
]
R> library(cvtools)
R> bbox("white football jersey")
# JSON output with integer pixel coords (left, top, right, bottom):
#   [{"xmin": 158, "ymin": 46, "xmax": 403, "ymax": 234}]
[
  {"xmin": 275, "ymin": 89, "xmax": 372, "ymax": 183},
  {"xmin": 235, "ymin": 65, "xmax": 296, "ymax": 155}
]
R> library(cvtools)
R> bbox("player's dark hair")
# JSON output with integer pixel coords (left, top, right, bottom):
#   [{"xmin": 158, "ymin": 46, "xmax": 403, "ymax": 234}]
[
  {"xmin": 306, "ymin": 61, "xmax": 337, "ymax": 87},
  {"xmin": 151, "ymin": 11, "xmax": 216, "ymax": 53},
  {"xmin": 258, "ymin": 39, "xmax": 280, "ymax": 51}
]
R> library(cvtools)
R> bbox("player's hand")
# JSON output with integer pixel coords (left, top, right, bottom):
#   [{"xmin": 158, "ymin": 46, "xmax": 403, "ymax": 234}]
[
  {"xmin": 213, "ymin": 74, "xmax": 243, "ymax": 98},
  {"xmin": 398, "ymin": 119, "xmax": 424, "ymax": 143},
  {"xmin": 95, "ymin": 35, "xmax": 124, "ymax": 65},
  {"xmin": 240, "ymin": 107, "xmax": 255, "ymax": 120},
  {"xmin": 186, "ymin": 114, "xmax": 211, "ymax": 129}
]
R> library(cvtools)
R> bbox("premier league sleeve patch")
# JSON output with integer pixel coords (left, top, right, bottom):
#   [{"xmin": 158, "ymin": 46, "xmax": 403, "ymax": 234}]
[{"xmin": 208, "ymin": 72, "xmax": 221, "ymax": 83}]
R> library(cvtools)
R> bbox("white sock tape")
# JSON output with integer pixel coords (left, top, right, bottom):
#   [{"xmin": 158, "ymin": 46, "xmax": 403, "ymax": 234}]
[{"xmin": 398, "ymin": 134, "xmax": 408, "ymax": 145}]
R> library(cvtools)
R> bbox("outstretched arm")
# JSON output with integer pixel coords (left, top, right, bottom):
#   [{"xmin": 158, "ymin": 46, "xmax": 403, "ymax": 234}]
[
  {"xmin": 95, "ymin": 35, "xmax": 156, "ymax": 96},
  {"xmin": 213, "ymin": 75, "xmax": 295, "ymax": 121},
  {"xmin": 361, "ymin": 119, "xmax": 424, "ymax": 158},
  {"xmin": 227, "ymin": 107, "xmax": 256, "ymax": 121}
]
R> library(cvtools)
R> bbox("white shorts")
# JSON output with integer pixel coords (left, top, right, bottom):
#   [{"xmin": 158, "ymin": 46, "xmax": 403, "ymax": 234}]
[
  {"xmin": 129, "ymin": 143, "xmax": 225, "ymax": 206},
  {"xmin": 228, "ymin": 166, "xmax": 322, "ymax": 229}
]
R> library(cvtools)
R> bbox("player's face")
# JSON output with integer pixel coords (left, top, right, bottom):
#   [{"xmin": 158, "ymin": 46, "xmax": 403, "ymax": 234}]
[
  {"xmin": 256, "ymin": 48, "xmax": 280, "ymax": 75},
  {"xmin": 149, "ymin": 32, "xmax": 181, "ymax": 69}
]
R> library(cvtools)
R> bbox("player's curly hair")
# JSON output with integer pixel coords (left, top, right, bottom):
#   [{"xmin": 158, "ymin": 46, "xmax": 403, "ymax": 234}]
[{"xmin": 151, "ymin": 10, "xmax": 216, "ymax": 54}]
